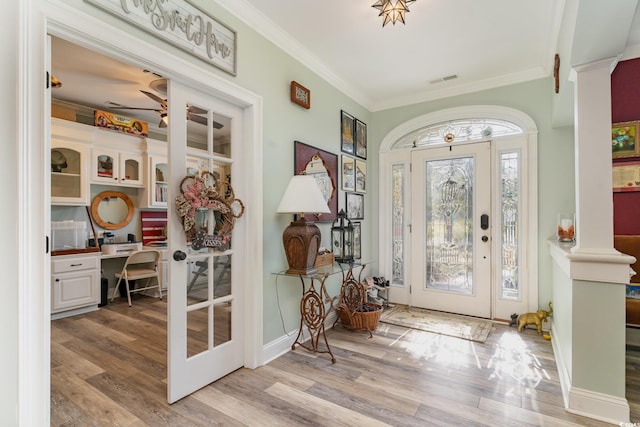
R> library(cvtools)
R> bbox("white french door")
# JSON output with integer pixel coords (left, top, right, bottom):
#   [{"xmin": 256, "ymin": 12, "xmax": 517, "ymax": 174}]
[
  {"xmin": 410, "ymin": 142, "xmax": 492, "ymax": 317},
  {"xmin": 166, "ymin": 80, "xmax": 245, "ymax": 403}
]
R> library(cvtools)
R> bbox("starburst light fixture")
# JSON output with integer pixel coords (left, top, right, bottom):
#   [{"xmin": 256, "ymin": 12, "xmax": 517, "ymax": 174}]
[{"xmin": 372, "ymin": 0, "xmax": 416, "ymax": 27}]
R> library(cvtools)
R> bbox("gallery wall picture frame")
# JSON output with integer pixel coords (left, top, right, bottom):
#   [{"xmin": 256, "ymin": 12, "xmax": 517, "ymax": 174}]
[
  {"xmin": 355, "ymin": 158, "xmax": 366, "ymax": 193},
  {"xmin": 290, "ymin": 81, "xmax": 310, "ymax": 109},
  {"xmin": 346, "ymin": 192, "xmax": 364, "ymax": 220},
  {"xmin": 341, "ymin": 110, "xmax": 355, "ymax": 155},
  {"xmin": 294, "ymin": 141, "xmax": 338, "ymax": 222},
  {"xmin": 342, "ymin": 155, "xmax": 355, "ymax": 192},
  {"xmin": 612, "ymin": 121, "xmax": 640, "ymax": 159},
  {"xmin": 353, "ymin": 222, "xmax": 361, "ymax": 260},
  {"xmin": 355, "ymin": 119, "xmax": 367, "ymax": 159}
]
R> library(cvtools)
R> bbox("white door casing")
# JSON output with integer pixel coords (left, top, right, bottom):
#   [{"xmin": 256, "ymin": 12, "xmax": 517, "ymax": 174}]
[
  {"xmin": 18, "ymin": 2, "xmax": 263, "ymax": 423},
  {"xmin": 378, "ymin": 106, "xmax": 538, "ymax": 320}
]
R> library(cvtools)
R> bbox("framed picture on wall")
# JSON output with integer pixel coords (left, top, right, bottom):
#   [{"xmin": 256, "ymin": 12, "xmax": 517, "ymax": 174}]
[
  {"xmin": 612, "ymin": 121, "xmax": 640, "ymax": 158},
  {"xmin": 353, "ymin": 222, "xmax": 361, "ymax": 259},
  {"xmin": 355, "ymin": 119, "xmax": 367, "ymax": 159},
  {"xmin": 294, "ymin": 141, "xmax": 338, "ymax": 222},
  {"xmin": 341, "ymin": 110, "xmax": 355, "ymax": 155},
  {"xmin": 355, "ymin": 158, "xmax": 366, "ymax": 193},
  {"xmin": 342, "ymin": 155, "xmax": 355, "ymax": 192},
  {"xmin": 346, "ymin": 192, "xmax": 364, "ymax": 220}
]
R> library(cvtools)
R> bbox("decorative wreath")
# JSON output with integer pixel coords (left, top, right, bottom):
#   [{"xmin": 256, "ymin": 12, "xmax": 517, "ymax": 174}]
[{"xmin": 175, "ymin": 171, "xmax": 245, "ymax": 240}]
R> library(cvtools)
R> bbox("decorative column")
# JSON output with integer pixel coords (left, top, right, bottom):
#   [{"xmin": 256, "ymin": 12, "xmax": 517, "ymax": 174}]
[{"xmin": 570, "ymin": 58, "xmax": 618, "ymax": 255}]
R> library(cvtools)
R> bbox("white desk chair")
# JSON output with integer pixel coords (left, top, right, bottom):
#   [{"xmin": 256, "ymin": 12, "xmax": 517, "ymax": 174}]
[{"xmin": 111, "ymin": 250, "xmax": 162, "ymax": 307}]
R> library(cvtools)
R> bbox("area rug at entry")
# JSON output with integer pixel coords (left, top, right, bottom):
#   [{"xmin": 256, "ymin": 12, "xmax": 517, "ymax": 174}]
[{"xmin": 380, "ymin": 305, "xmax": 492, "ymax": 343}]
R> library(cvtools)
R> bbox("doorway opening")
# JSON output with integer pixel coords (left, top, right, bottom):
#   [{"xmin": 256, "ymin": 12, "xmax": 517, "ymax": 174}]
[{"xmin": 378, "ymin": 106, "xmax": 539, "ymax": 320}]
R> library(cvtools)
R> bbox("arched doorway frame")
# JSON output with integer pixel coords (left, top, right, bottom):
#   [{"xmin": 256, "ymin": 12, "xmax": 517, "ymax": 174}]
[{"xmin": 378, "ymin": 105, "xmax": 539, "ymax": 316}]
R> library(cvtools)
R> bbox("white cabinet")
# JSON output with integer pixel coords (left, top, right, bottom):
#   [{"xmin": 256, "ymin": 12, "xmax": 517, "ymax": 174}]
[
  {"xmin": 91, "ymin": 147, "xmax": 144, "ymax": 187},
  {"xmin": 141, "ymin": 155, "xmax": 168, "ymax": 208},
  {"xmin": 51, "ymin": 119, "xmax": 91, "ymax": 206},
  {"xmin": 51, "ymin": 253, "xmax": 100, "ymax": 318}
]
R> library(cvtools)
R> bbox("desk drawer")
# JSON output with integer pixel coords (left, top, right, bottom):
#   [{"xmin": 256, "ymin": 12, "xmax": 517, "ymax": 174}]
[{"xmin": 52, "ymin": 255, "xmax": 100, "ymax": 274}]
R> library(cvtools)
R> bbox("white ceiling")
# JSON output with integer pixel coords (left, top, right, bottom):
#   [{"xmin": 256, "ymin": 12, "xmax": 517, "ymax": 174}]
[
  {"xmin": 52, "ymin": 1, "xmax": 640, "ymax": 120},
  {"xmin": 217, "ymin": 0, "xmax": 564, "ymax": 111}
]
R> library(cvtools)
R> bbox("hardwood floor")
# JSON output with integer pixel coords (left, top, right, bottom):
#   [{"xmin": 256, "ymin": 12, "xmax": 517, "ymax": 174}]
[{"xmin": 52, "ymin": 296, "xmax": 635, "ymax": 426}]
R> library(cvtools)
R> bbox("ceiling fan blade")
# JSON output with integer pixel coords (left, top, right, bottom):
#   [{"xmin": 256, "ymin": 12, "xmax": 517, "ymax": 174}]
[
  {"xmin": 109, "ymin": 106, "xmax": 159, "ymax": 111},
  {"xmin": 186, "ymin": 114, "xmax": 223, "ymax": 129},
  {"xmin": 140, "ymin": 90, "xmax": 167, "ymax": 108},
  {"xmin": 188, "ymin": 114, "xmax": 207, "ymax": 126},
  {"xmin": 188, "ymin": 105, "xmax": 208, "ymax": 115}
]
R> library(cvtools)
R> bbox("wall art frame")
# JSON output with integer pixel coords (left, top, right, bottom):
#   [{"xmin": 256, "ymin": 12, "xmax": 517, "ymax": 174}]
[
  {"xmin": 612, "ymin": 121, "xmax": 640, "ymax": 159},
  {"xmin": 341, "ymin": 155, "xmax": 355, "ymax": 192},
  {"xmin": 355, "ymin": 158, "xmax": 366, "ymax": 193},
  {"xmin": 346, "ymin": 192, "xmax": 364, "ymax": 220},
  {"xmin": 355, "ymin": 119, "xmax": 367, "ymax": 159},
  {"xmin": 290, "ymin": 81, "xmax": 310, "ymax": 109},
  {"xmin": 353, "ymin": 222, "xmax": 361, "ymax": 260},
  {"xmin": 294, "ymin": 141, "xmax": 338, "ymax": 222},
  {"xmin": 341, "ymin": 110, "xmax": 355, "ymax": 155}
]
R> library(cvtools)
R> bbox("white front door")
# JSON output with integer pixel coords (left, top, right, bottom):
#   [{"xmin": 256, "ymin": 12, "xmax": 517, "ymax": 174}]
[
  {"xmin": 410, "ymin": 142, "xmax": 492, "ymax": 317},
  {"xmin": 166, "ymin": 80, "xmax": 245, "ymax": 403}
]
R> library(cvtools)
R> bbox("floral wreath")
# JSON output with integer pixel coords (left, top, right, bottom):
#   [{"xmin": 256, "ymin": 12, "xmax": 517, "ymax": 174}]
[{"xmin": 175, "ymin": 171, "xmax": 245, "ymax": 239}]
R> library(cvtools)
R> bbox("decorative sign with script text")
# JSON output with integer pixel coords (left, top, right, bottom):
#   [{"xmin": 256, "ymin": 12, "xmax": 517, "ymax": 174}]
[{"xmin": 85, "ymin": 0, "xmax": 237, "ymax": 75}]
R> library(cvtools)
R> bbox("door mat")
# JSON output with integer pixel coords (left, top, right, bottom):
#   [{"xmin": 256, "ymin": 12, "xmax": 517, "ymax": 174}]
[{"xmin": 380, "ymin": 305, "xmax": 492, "ymax": 343}]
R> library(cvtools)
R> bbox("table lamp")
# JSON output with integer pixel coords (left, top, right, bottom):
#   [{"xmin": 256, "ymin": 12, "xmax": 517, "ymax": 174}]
[{"xmin": 277, "ymin": 175, "xmax": 331, "ymax": 275}]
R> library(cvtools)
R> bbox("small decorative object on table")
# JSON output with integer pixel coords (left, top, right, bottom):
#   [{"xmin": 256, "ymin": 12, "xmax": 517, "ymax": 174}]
[
  {"xmin": 315, "ymin": 248, "xmax": 334, "ymax": 267},
  {"xmin": 556, "ymin": 213, "xmax": 575, "ymax": 242}
]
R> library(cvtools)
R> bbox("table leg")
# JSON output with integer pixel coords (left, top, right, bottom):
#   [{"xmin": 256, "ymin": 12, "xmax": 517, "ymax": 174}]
[{"xmin": 291, "ymin": 276, "xmax": 336, "ymax": 363}]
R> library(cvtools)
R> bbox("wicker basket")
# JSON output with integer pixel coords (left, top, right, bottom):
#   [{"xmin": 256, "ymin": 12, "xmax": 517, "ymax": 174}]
[{"xmin": 338, "ymin": 303, "xmax": 383, "ymax": 337}]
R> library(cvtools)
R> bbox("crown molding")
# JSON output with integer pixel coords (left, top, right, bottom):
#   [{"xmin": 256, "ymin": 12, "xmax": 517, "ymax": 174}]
[{"xmin": 214, "ymin": 0, "xmax": 373, "ymax": 109}]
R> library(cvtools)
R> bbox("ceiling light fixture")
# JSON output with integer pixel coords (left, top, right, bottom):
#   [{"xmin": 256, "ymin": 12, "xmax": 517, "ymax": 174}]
[{"xmin": 372, "ymin": 0, "xmax": 416, "ymax": 27}]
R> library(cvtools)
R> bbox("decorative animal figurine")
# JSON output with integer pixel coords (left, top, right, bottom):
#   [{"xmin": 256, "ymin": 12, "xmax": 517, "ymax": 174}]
[
  {"xmin": 517, "ymin": 302, "xmax": 553, "ymax": 334},
  {"xmin": 508, "ymin": 313, "xmax": 519, "ymax": 327}
]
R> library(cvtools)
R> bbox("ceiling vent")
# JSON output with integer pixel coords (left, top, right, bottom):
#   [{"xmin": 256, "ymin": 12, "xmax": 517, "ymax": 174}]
[{"xmin": 429, "ymin": 74, "xmax": 459, "ymax": 84}]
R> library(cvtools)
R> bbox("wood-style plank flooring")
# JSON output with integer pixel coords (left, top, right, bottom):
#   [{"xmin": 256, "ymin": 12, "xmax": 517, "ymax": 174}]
[{"xmin": 51, "ymin": 296, "xmax": 638, "ymax": 426}]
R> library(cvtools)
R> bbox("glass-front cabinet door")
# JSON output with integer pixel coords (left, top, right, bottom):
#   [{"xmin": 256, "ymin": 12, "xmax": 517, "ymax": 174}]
[
  {"xmin": 91, "ymin": 148, "xmax": 143, "ymax": 187},
  {"xmin": 51, "ymin": 141, "xmax": 89, "ymax": 206}
]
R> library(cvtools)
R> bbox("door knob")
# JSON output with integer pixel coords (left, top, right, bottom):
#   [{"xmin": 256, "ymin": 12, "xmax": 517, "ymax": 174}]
[
  {"xmin": 173, "ymin": 250, "xmax": 187, "ymax": 261},
  {"xmin": 481, "ymin": 235, "xmax": 489, "ymax": 242}
]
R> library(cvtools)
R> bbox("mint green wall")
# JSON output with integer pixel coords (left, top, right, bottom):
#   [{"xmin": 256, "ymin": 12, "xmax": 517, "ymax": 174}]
[
  {"xmin": 56, "ymin": 1, "xmax": 575, "ymax": 344},
  {"xmin": 369, "ymin": 78, "xmax": 576, "ymax": 309}
]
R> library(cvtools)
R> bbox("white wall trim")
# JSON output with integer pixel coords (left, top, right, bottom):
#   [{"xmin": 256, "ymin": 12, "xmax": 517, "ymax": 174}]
[
  {"xmin": 548, "ymin": 240, "xmax": 635, "ymax": 284},
  {"xmin": 378, "ymin": 105, "xmax": 539, "ymax": 315},
  {"xmin": 21, "ymin": 0, "xmax": 264, "ymax": 422},
  {"xmin": 551, "ymin": 322, "xmax": 630, "ymax": 423},
  {"xmin": 567, "ymin": 387, "xmax": 630, "ymax": 424}
]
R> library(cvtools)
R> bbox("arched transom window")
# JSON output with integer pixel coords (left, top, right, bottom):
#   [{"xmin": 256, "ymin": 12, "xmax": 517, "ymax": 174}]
[{"xmin": 392, "ymin": 118, "xmax": 524, "ymax": 150}]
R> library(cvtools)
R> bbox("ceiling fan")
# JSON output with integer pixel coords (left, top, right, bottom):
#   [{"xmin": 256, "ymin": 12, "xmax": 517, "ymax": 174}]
[{"xmin": 108, "ymin": 90, "xmax": 223, "ymax": 129}]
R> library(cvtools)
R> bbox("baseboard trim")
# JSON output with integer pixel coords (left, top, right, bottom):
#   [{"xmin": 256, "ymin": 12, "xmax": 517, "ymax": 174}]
[
  {"xmin": 567, "ymin": 387, "xmax": 629, "ymax": 424},
  {"xmin": 551, "ymin": 324, "xmax": 630, "ymax": 424},
  {"xmin": 262, "ymin": 311, "xmax": 338, "ymax": 365}
]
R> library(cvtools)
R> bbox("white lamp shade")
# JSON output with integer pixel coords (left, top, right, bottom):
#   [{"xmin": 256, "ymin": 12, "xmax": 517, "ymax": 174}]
[{"xmin": 277, "ymin": 175, "xmax": 331, "ymax": 215}]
